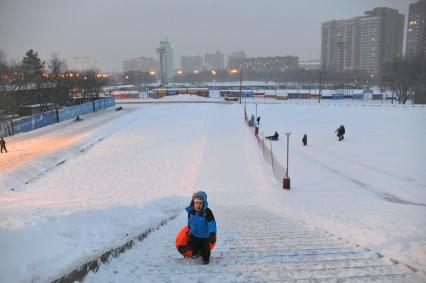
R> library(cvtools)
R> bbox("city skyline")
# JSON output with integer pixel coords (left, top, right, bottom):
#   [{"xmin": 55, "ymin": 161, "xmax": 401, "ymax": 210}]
[{"xmin": 0, "ymin": 0, "xmax": 416, "ymax": 72}]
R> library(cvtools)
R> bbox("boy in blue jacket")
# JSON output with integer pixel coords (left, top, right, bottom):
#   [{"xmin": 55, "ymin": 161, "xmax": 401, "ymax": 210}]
[{"xmin": 185, "ymin": 191, "xmax": 217, "ymax": 264}]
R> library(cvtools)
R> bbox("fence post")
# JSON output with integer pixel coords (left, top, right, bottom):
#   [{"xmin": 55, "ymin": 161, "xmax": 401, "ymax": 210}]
[
  {"xmin": 10, "ymin": 118, "xmax": 14, "ymax": 135},
  {"xmin": 56, "ymin": 108, "xmax": 60, "ymax": 123}
]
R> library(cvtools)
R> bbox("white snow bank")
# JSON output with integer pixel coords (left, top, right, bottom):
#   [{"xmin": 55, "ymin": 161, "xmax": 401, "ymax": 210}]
[{"xmin": 0, "ymin": 102, "xmax": 425, "ymax": 282}]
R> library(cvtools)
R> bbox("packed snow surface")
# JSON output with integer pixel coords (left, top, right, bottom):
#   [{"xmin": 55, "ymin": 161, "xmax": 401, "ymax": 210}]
[{"xmin": 0, "ymin": 100, "xmax": 425, "ymax": 282}]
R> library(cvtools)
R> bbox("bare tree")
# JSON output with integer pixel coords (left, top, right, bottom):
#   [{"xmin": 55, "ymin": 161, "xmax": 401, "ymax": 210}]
[
  {"xmin": 46, "ymin": 53, "xmax": 69, "ymax": 106},
  {"xmin": 384, "ymin": 56, "xmax": 426, "ymax": 104}
]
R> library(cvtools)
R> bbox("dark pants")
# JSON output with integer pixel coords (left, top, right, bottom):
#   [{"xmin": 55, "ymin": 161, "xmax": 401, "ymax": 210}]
[
  {"xmin": 1, "ymin": 145, "xmax": 6, "ymax": 153},
  {"xmin": 188, "ymin": 235, "xmax": 210, "ymax": 261}
]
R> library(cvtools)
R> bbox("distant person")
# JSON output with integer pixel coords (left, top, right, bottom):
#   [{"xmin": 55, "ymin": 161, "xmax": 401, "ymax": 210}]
[
  {"xmin": 302, "ymin": 134, "xmax": 307, "ymax": 146},
  {"xmin": 335, "ymin": 125, "xmax": 345, "ymax": 141},
  {"xmin": 266, "ymin": 131, "xmax": 279, "ymax": 141},
  {"xmin": 74, "ymin": 115, "xmax": 82, "ymax": 122},
  {"xmin": 248, "ymin": 114, "xmax": 255, "ymax": 127},
  {"xmin": 256, "ymin": 116, "xmax": 261, "ymax": 125},
  {"xmin": 0, "ymin": 137, "xmax": 7, "ymax": 153}
]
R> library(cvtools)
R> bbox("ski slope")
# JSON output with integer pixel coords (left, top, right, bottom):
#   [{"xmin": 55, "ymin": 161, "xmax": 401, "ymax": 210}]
[{"xmin": 0, "ymin": 99, "xmax": 425, "ymax": 282}]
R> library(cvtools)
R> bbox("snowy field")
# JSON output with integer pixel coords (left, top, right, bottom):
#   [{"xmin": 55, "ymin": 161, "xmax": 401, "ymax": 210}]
[
  {"xmin": 245, "ymin": 103, "xmax": 426, "ymax": 270},
  {"xmin": 0, "ymin": 97, "xmax": 425, "ymax": 282}
]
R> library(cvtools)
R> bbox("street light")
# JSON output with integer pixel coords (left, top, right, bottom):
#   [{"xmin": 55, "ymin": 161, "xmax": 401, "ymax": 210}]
[
  {"xmin": 229, "ymin": 68, "xmax": 240, "ymax": 103},
  {"xmin": 318, "ymin": 70, "xmax": 322, "ymax": 103},
  {"xmin": 238, "ymin": 68, "xmax": 243, "ymax": 105},
  {"xmin": 211, "ymin": 69, "xmax": 217, "ymax": 87},
  {"xmin": 229, "ymin": 68, "xmax": 238, "ymax": 75},
  {"xmin": 283, "ymin": 132, "xmax": 291, "ymax": 190},
  {"xmin": 229, "ymin": 68, "xmax": 244, "ymax": 105}
]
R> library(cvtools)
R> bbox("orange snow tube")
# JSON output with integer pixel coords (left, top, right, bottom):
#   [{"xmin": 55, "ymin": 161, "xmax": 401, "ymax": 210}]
[{"xmin": 175, "ymin": 226, "xmax": 216, "ymax": 257}]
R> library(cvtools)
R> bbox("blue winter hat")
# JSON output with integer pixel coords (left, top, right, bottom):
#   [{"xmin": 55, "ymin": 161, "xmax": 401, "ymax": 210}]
[{"xmin": 192, "ymin": 191, "xmax": 206, "ymax": 202}]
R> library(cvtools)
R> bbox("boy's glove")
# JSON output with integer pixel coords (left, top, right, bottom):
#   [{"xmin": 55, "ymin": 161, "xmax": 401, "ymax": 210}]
[{"xmin": 208, "ymin": 233, "xmax": 216, "ymax": 244}]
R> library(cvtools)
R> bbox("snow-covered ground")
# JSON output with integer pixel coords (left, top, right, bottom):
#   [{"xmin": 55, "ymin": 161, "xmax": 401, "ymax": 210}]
[
  {"xmin": 0, "ymin": 100, "xmax": 425, "ymax": 282},
  {"xmin": 246, "ymin": 103, "xmax": 426, "ymax": 271}
]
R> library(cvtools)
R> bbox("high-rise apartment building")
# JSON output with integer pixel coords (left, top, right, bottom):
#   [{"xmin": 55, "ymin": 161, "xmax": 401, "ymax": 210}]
[
  {"xmin": 321, "ymin": 18, "xmax": 360, "ymax": 72},
  {"xmin": 321, "ymin": 7, "xmax": 404, "ymax": 78},
  {"xmin": 407, "ymin": 0, "xmax": 426, "ymax": 58},
  {"xmin": 123, "ymin": 57, "xmax": 159, "ymax": 73},
  {"xmin": 156, "ymin": 40, "xmax": 175, "ymax": 84},
  {"xmin": 181, "ymin": 56, "xmax": 203, "ymax": 73},
  {"xmin": 359, "ymin": 7, "xmax": 404, "ymax": 77},
  {"xmin": 204, "ymin": 51, "xmax": 225, "ymax": 70}
]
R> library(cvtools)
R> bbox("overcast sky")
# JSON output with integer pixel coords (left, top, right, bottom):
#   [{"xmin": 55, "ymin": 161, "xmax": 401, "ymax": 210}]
[{"xmin": 0, "ymin": 0, "xmax": 417, "ymax": 72}]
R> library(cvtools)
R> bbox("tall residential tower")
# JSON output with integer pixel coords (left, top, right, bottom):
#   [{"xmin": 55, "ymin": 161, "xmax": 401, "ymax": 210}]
[
  {"xmin": 359, "ymin": 7, "xmax": 404, "ymax": 78},
  {"xmin": 407, "ymin": 0, "xmax": 426, "ymax": 59},
  {"xmin": 321, "ymin": 7, "xmax": 404, "ymax": 79},
  {"xmin": 321, "ymin": 18, "xmax": 360, "ymax": 72},
  {"xmin": 156, "ymin": 39, "xmax": 175, "ymax": 84}
]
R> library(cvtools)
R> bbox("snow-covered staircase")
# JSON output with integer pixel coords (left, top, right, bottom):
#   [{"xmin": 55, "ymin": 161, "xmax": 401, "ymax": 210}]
[
  {"xmin": 84, "ymin": 205, "xmax": 424, "ymax": 282},
  {"xmin": 209, "ymin": 206, "xmax": 423, "ymax": 282}
]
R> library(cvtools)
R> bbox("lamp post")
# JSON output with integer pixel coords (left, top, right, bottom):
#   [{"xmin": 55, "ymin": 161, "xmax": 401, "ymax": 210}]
[
  {"xmin": 211, "ymin": 69, "xmax": 217, "ymax": 88},
  {"xmin": 283, "ymin": 132, "xmax": 291, "ymax": 190},
  {"xmin": 229, "ymin": 68, "xmax": 239, "ymax": 102},
  {"xmin": 318, "ymin": 70, "xmax": 322, "ymax": 103},
  {"xmin": 239, "ymin": 68, "xmax": 243, "ymax": 105},
  {"xmin": 176, "ymin": 69, "xmax": 183, "ymax": 80}
]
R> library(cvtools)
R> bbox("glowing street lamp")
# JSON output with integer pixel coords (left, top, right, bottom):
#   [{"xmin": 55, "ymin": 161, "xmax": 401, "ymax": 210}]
[
  {"xmin": 229, "ymin": 68, "xmax": 238, "ymax": 75},
  {"xmin": 228, "ymin": 68, "xmax": 243, "ymax": 104},
  {"xmin": 210, "ymin": 69, "xmax": 217, "ymax": 86}
]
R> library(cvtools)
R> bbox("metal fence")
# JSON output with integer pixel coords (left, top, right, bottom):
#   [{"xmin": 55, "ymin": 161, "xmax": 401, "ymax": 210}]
[
  {"xmin": 244, "ymin": 111, "xmax": 286, "ymax": 182},
  {"xmin": 1, "ymin": 97, "xmax": 115, "ymax": 137}
]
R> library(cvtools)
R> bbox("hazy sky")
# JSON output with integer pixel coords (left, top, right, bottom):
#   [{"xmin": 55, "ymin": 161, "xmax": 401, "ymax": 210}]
[{"xmin": 0, "ymin": 0, "xmax": 416, "ymax": 72}]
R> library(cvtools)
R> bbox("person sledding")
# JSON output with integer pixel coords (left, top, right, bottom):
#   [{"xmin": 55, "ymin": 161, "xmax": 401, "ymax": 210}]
[
  {"xmin": 248, "ymin": 114, "xmax": 255, "ymax": 127},
  {"xmin": 266, "ymin": 131, "xmax": 279, "ymax": 141},
  {"xmin": 335, "ymin": 125, "xmax": 345, "ymax": 141},
  {"xmin": 74, "ymin": 115, "xmax": 83, "ymax": 122},
  {"xmin": 185, "ymin": 191, "xmax": 217, "ymax": 265}
]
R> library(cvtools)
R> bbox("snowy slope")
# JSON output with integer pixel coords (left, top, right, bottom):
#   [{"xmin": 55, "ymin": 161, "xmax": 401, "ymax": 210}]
[
  {"xmin": 0, "ymin": 101, "xmax": 425, "ymax": 282},
  {"xmin": 245, "ymin": 103, "xmax": 426, "ymax": 271}
]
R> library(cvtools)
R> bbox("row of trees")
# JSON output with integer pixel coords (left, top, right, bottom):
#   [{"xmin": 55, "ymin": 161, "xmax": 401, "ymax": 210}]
[{"xmin": 0, "ymin": 49, "xmax": 109, "ymax": 117}]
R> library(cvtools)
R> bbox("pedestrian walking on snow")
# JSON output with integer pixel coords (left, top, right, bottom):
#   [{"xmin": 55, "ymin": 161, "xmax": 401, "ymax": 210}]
[
  {"xmin": 186, "ymin": 191, "xmax": 217, "ymax": 265},
  {"xmin": 302, "ymin": 134, "xmax": 307, "ymax": 146},
  {"xmin": 335, "ymin": 125, "xmax": 345, "ymax": 141},
  {"xmin": 0, "ymin": 137, "xmax": 7, "ymax": 153}
]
